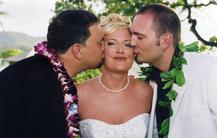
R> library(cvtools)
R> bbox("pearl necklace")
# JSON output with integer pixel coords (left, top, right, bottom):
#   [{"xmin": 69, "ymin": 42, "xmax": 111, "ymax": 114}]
[{"xmin": 98, "ymin": 75, "xmax": 130, "ymax": 93}]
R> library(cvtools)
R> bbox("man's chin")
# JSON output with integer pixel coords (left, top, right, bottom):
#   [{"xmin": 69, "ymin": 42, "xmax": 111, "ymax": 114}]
[
  {"xmin": 134, "ymin": 57, "xmax": 144, "ymax": 64},
  {"xmin": 96, "ymin": 60, "xmax": 104, "ymax": 68}
]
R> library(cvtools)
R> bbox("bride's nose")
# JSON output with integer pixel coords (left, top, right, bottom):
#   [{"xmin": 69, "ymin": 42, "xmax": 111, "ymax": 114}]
[{"xmin": 116, "ymin": 45, "xmax": 124, "ymax": 53}]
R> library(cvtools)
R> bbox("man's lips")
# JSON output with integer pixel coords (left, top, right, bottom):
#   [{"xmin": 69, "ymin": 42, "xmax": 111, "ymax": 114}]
[{"xmin": 133, "ymin": 49, "xmax": 138, "ymax": 54}]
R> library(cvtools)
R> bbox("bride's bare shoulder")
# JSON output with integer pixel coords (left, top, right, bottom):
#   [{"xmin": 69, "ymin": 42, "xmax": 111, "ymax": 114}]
[
  {"xmin": 76, "ymin": 77, "xmax": 99, "ymax": 96},
  {"xmin": 76, "ymin": 77, "xmax": 98, "ymax": 89},
  {"xmin": 131, "ymin": 77, "xmax": 153, "ymax": 96}
]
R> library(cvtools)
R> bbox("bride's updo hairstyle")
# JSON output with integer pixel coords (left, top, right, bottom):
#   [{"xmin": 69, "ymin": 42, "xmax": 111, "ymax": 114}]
[{"xmin": 100, "ymin": 14, "xmax": 131, "ymax": 35}]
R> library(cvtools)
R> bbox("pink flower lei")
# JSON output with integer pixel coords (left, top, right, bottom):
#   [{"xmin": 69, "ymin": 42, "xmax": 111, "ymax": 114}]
[{"xmin": 34, "ymin": 41, "xmax": 80, "ymax": 138}]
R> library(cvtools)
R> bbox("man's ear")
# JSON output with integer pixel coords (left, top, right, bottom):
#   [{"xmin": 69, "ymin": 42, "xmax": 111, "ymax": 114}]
[
  {"xmin": 160, "ymin": 33, "xmax": 173, "ymax": 50},
  {"xmin": 70, "ymin": 44, "xmax": 83, "ymax": 60}
]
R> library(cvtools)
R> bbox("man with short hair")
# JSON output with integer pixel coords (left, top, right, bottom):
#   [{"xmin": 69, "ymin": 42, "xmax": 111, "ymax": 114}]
[
  {"xmin": 0, "ymin": 9, "xmax": 104, "ymax": 138},
  {"xmin": 131, "ymin": 3, "xmax": 217, "ymax": 138}
]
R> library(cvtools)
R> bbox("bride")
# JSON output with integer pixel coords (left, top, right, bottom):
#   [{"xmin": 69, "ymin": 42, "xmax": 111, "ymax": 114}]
[{"xmin": 77, "ymin": 14, "xmax": 153, "ymax": 138}]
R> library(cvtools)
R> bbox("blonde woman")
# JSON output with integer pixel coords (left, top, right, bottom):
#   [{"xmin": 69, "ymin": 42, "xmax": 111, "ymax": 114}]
[{"xmin": 77, "ymin": 14, "xmax": 153, "ymax": 138}]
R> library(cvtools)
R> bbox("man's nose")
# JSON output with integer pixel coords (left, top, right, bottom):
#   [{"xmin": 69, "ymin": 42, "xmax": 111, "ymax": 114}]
[{"xmin": 131, "ymin": 35, "xmax": 137, "ymax": 48}]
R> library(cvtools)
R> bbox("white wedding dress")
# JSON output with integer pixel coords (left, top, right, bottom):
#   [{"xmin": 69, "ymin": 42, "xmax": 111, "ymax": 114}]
[{"xmin": 79, "ymin": 113, "xmax": 149, "ymax": 138}]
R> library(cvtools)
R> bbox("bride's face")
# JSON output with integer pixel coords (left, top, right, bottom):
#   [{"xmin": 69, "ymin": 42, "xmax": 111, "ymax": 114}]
[{"xmin": 103, "ymin": 28, "xmax": 134, "ymax": 73}]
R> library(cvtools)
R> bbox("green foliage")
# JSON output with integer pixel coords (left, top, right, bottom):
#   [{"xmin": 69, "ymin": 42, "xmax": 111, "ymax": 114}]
[
  {"xmin": 162, "ymin": 80, "xmax": 174, "ymax": 89},
  {"xmin": 75, "ymin": 135, "xmax": 80, "ymax": 138},
  {"xmin": 139, "ymin": 66, "xmax": 153, "ymax": 82},
  {"xmin": 73, "ymin": 68, "xmax": 101, "ymax": 83},
  {"xmin": 158, "ymin": 100, "xmax": 170, "ymax": 108},
  {"xmin": 0, "ymin": 48, "xmax": 23, "ymax": 58},
  {"xmin": 0, "ymin": 48, "xmax": 22, "ymax": 66},
  {"xmin": 179, "ymin": 41, "xmax": 199, "ymax": 52},
  {"xmin": 175, "ymin": 70, "xmax": 185, "ymax": 86},
  {"xmin": 55, "ymin": 0, "xmax": 87, "ymax": 14},
  {"xmin": 159, "ymin": 118, "xmax": 169, "ymax": 136},
  {"xmin": 210, "ymin": 36, "xmax": 217, "ymax": 43},
  {"xmin": 54, "ymin": 0, "xmax": 165, "ymax": 16},
  {"xmin": 103, "ymin": 0, "xmax": 163, "ymax": 16},
  {"xmin": 54, "ymin": 0, "xmax": 217, "ymax": 17},
  {"xmin": 180, "ymin": 40, "xmax": 216, "ymax": 53},
  {"xmin": 166, "ymin": 90, "xmax": 178, "ymax": 101}
]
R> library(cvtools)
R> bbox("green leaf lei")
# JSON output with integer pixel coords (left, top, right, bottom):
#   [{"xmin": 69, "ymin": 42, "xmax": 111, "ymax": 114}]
[{"xmin": 139, "ymin": 42, "xmax": 200, "ymax": 138}]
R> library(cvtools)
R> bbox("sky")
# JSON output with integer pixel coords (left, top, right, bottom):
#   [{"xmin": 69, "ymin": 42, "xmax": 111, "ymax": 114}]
[
  {"xmin": 0, "ymin": 0, "xmax": 56, "ymax": 37},
  {"xmin": 0, "ymin": 0, "xmax": 217, "ymax": 44},
  {"xmin": 179, "ymin": 4, "xmax": 217, "ymax": 43}
]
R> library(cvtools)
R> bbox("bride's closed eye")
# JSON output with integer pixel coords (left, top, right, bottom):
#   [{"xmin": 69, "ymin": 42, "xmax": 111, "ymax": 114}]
[
  {"xmin": 124, "ymin": 43, "xmax": 133, "ymax": 48},
  {"xmin": 107, "ymin": 42, "xmax": 116, "ymax": 46}
]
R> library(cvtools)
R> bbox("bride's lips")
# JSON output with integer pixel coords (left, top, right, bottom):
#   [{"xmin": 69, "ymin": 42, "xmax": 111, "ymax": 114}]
[{"xmin": 113, "ymin": 56, "xmax": 127, "ymax": 60}]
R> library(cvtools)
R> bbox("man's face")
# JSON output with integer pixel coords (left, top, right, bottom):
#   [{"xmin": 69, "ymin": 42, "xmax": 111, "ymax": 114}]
[
  {"xmin": 83, "ymin": 23, "xmax": 104, "ymax": 68},
  {"xmin": 131, "ymin": 13, "xmax": 163, "ymax": 65}
]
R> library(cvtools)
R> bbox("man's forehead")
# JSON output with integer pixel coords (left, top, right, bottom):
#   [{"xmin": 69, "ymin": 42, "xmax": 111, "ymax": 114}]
[
  {"xmin": 131, "ymin": 14, "xmax": 154, "ymax": 31},
  {"xmin": 134, "ymin": 14, "xmax": 154, "ymax": 24},
  {"xmin": 130, "ymin": 19, "xmax": 144, "ymax": 34},
  {"xmin": 131, "ymin": 15, "xmax": 145, "ymax": 30}
]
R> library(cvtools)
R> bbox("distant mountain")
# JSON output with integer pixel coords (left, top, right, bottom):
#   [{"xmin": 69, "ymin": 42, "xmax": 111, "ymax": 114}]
[{"xmin": 0, "ymin": 31, "xmax": 46, "ymax": 52}]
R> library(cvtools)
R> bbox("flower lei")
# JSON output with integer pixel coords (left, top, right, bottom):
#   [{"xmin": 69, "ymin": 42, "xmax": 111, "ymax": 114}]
[
  {"xmin": 34, "ymin": 41, "xmax": 80, "ymax": 138},
  {"xmin": 140, "ymin": 42, "xmax": 200, "ymax": 138}
]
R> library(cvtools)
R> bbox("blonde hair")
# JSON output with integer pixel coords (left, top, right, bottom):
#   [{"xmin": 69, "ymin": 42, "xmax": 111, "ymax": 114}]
[{"xmin": 100, "ymin": 14, "xmax": 131, "ymax": 35}]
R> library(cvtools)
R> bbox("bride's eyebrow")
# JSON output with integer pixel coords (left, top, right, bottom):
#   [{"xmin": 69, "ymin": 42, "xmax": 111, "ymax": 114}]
[{"xmin": 106, "ymin": 39, "xmax": 117, "ymax": 42}]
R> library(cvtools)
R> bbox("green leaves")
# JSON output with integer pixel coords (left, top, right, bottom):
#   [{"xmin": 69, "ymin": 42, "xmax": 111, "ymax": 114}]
[
  {"xmin": 158, "ymin": 101, "xmax": 170, "ymax": 108},
  {"xmin": 160, "ymin": 71, "xmax": 174, "ymax": 81},
  {"xmin": 161, "ymin": 67, "xmax": 185, "ymax": 89},
  {"xmin": 140, "ymin": 66, "xmax": 153, "ymax": 75},
  {"xmin": 139, "ymin": 66, "xmax": 153, "ymax": 82},
  {"xmin": 0, "ymin": 48, "xmax": 23, "ymax": 58},
  {"xmin": 103, "ymin": 0, "xmax": 163, "ymax": 16},
  {"xmin": 185, "ymin": 41, "xmax": 199, "ymax": 52},
  {"xmin": 173, "ymin": 57, "xmax": 187, "ymax": 68},
  {"xmin": 160, "ymin": 69, "xmax": 176, "ymax": 82},
  {"xmin": 162, "ymin": 80, "xmax": 174, "ymax": 89},
  {"xmin": 73, "ymin": 69, "xmax": 101, "ymax": 83},
  {"xmin": 157, "ymin": 48, "xmax": 187, "ymax": 138},
  {"xmin": 163, "ymin": 134, "xmax": 168, "ymax": 138},
  {"xmin": 178, "ymin": 41, "xmax": 199, "ymax": 52},
  {"xmin": 159, "ymin": 119, "xmax": 170, "ymax": 136},
  {"xmin": 175, "ymin": 70, "xmax": 185, "ymax": 86},
  {"xmin": 166, "ymin": 90, "xmax": 178, "ymax": 101}
]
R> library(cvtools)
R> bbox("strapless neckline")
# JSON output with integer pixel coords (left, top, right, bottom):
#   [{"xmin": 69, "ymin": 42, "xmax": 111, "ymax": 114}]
[
  {"xmin": 79, "ymin": 113, "xmax": 150, "ymax": 138},
  {"xmin": 80, "ymin": 113, "xmax": 149, "ymax": 126}
]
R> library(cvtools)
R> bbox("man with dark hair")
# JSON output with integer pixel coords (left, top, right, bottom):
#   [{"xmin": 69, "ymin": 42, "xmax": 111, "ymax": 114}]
[
  {"xmin": 0, "ymin": 9, "xmax": 104, "ymax": 138},
  {"xmin": 131, "ymin": 3, "xmax": 217, "ymax": 138}
]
